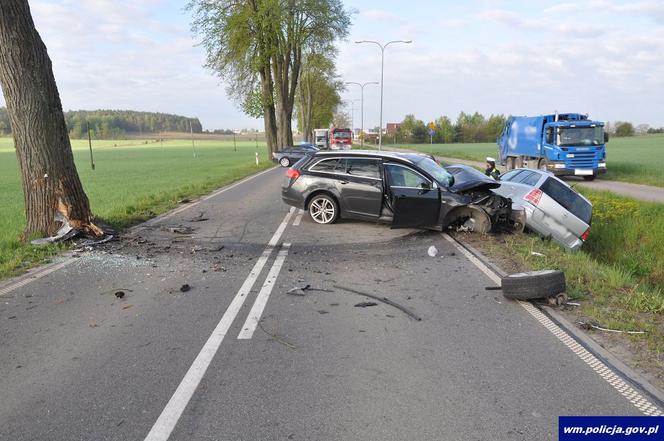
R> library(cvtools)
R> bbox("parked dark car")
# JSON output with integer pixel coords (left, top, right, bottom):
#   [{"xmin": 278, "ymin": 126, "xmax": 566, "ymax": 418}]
[
  {"xmin": 281, "ymin": 151, "xmax": 525, "ymax": 232},
  {"xmin": 272, "ymin": 143, "xmax": 318, "ymax": 167}
]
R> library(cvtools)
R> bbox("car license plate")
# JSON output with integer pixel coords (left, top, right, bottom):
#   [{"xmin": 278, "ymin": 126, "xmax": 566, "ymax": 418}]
[{"xmin": 574, "ymin": 169, "xmax": 593, "ymax": 176}]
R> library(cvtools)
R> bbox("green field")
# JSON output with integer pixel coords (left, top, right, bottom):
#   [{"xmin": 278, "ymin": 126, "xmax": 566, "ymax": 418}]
[
  {"xmin": 0, "ymin": 138, "xmax": 272, "ymax": 279},
  {"xmin": 391, "ymin": 134, "xmax": 664, "ymax": 187}
]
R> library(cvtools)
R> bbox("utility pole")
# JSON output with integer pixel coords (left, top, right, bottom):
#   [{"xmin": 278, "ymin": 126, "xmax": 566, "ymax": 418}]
[
  {"xmin": 233, "ymin": 131, "xmax": 237, "ymax": 152},
  {"xmin": 355, "ymin": 40, "xmax": 413, "ymax": 150},
  {"xmin": 346, "ymin": 81, "xmax": 378, "ymax": 148},
  {"xmin": 190, "ymin": 121, "xmax": 197, "ymax": 158},
  {"xmin": 86, "ymin": 121, "xmax": 95, "ymax": 170}
]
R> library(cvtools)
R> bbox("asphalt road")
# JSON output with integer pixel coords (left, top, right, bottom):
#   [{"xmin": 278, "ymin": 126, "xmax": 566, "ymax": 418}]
[{"xmin": 0, "ymin": 167, "xmax": 659, "ymax": 441}]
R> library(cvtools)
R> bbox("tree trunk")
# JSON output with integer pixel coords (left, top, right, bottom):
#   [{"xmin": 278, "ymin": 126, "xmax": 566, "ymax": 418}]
[
  {"xmin": 259, "ymin": 66, "xmax": 278, "ymax": 154},
  {"xmin": 0, "ymin": 0, "xmax": 101, "ymax": 239}
]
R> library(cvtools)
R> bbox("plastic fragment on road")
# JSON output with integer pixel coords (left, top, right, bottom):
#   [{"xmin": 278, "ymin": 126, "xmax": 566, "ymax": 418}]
[
  {"xmin": 180, "ymin": 284, "xmax": 191, "ymax": 293},
  {"xmin": 354, "ymin": 302, "xmax": 378, "ymax": 308},
  {"xmin": 531, "ymin": 251, "xmax": 546, "ymax": 257},
  {"xmin": 427, "ymin": 246, "xmax": 438, "ymax": 257}
]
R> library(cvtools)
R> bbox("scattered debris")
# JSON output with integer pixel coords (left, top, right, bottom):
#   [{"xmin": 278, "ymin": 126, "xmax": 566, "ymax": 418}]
[
  {"xmin": 286, "ymin": 284, "xmax": 333, "ymax": 296},
  {"xmin": 165, "ymin": 226, "xmax": 196, "ymax": 235},
  {"xmin": 578, "ymin": 321, "xmax": 645, "ymax": 335},
  {"xmin": 258, "ymin": 321, "xmax": 296, "ymax": 349},
  {"xmin": 114, "ymin": 291, "xmax": 125, "ymax": 299},
  {"xmin": 566, "ymin": 302, "xmax": 581, "ymax": 307},
  {"xmin": 354, "ymin": 302, "xmax": 378, "ymax": 308},
  {"xmin": 427, "ymin": 245, "xmax": 438, "ymax": 257},
  {"xmin": 191, "ymin": 245, "xmax": 203, "ymax": 253},
  {"xmin": 333, "ymin": 285, "xmax": 422, "ymax": 321},
  {"xmin": 122, "ymin": 304, "xmax": 134, "ymax": 310},
  {"xmin": 530, "ymin": 251, "xmax": 546, "ymax": 257},
  {"xmin": 8, "ymin": 316, "xmax": 16, "ymax": 319},
  {"xmin": 189, "ymin": 212, "xmax": 209, "ymax": 222},
  {"xmin": 178, "ymin": 198, "xmax": 192, "ymax": 204},
  {"xmin": 31, "ymin": 212, "xmax": 111, "ymax": 246},
  {"xmin": 179, "ymin": 284, "xmax": 191, "ymax": 293},
  {"xmin": 317, "ymin": 310, "xmax": 329, "ymax": 314}
]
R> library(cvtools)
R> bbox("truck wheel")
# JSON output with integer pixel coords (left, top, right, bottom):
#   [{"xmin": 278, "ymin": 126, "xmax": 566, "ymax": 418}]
[
  {"xmin": 514, "ymin": 156, "xmax": 524, "ymax": 169},
  {"xmin": 538, "ymin": 158, "xmax": 548, "ymax": 171},
  {"xmin": 583, "ymin": 175, "xmax": 596, "ymax": 181},
  {"xmin": 501, "ymin": 270, "xmax": 566, "ymax": 301},
  {"xmin": 507, "ymin": 157, "xmax": 516, "ymax": 170}
]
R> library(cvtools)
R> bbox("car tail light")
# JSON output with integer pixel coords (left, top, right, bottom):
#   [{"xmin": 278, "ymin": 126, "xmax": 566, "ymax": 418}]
[
  {"xmin": 523, "ymin": 188, "xmax": 543, "ymax": 206},
  {"xmin": 286, "ymin": 168, "xmax": 300, "ymax": 179},
  {"xmin": 581, "ymin": 228, "xmax": 591, "ymax": 241}
]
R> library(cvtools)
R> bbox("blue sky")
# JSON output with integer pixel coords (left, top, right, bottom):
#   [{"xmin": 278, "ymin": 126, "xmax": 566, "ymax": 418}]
[{"xmin": 1, "ymin": 0, "xmax": 663, "ymax": 130}]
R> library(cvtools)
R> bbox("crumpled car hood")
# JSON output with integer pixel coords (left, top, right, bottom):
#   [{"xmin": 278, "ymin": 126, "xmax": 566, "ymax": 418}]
[{"xmin": 446, "ymin": 164, "xmax": 501, "ymax": 193}]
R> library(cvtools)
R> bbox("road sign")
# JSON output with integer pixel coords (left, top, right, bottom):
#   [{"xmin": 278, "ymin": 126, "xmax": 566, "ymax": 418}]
[
  {"xmin": 428, "ymin": 128, "xmax": 435, "ymax": 136},
  {"xmin": 427, "ymin": 121, "xmax": 435, "ymax": 130}
]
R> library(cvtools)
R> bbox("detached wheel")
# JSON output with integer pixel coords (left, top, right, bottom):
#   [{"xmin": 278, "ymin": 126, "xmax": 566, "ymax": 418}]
[
  {"xmin": 501, "ymin": 270, "xmax": 566, "ymax": 301},
  {"xmin": 279, "ymin": 157, "xmax": 291, "ymax": 167},
  {"xmin": 583, "ymin": 175, "xmax": 596, "ymax": 181},
  {"xmin": 538, "ymin": 158, "xmax": 548, "ymax": 171},
  {"xmin": 308, "ymin": 194, "xmax": 339, "ymax": 224}
]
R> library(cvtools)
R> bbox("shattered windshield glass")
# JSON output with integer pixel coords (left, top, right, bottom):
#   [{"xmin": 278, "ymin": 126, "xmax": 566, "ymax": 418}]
[
  {"xmin": 558, "ymin": 126, "xmax": 604, "ymax": 146},
  {"xmin": 415, "ymin": 157, "xmax": 454, "ymax": 187}
]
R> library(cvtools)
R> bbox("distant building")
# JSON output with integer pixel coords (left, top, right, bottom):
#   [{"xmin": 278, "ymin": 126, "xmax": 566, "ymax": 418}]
[{"xmin": 386, "ymin": 123, "xmax": 401, "ymax": 135}]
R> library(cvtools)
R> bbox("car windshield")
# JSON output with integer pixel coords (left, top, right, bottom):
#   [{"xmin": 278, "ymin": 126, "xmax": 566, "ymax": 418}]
[
  {"xmin": 540, "ymin": 177, "xmax": 592, "ymax": 224},
  {"xmin": 414, "ymin": 157, "xmax": 454, "ymax": 187},
  {"xmin": 558, "ymin": 127, "xmax": 604, "ymax": 146},
  {"xmin": 333, "ymin": 131, "xmax": 351, "ymax": 139}
]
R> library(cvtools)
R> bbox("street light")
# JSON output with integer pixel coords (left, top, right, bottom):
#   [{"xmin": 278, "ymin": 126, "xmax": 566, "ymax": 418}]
[
  {"xmin": 345, "ymin": 81, "xmax": 378, "ymax": 147},
  {"xmin": 355, "ymin": 39, "xmax": 412, "ymax": 150}
]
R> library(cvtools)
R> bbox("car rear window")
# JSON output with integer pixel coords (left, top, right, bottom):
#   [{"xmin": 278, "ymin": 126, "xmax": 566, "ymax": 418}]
[
  {"xmin": 540, "ymin": 177, "xmax": 592, "ymax": 224},
  {"xmin": 309, "ymin": 158, "xmax": 341, "ymax": 173},
  {"xmin": 517, "ymin": 171, "xmax": 541, "ymax": 186},
  {"xmin": 346, "ymin": 158, "xmax": 380, "ymax": 179}
]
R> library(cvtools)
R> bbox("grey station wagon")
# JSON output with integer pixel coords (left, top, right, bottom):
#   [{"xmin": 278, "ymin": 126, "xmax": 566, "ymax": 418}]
[{"xmin": 281, "ymin": 151, "xmax": 525, "ymax": 232}]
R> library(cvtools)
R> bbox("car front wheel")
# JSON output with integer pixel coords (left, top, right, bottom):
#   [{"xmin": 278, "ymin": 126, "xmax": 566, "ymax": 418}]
[
  {"xmin": 279, "ymin": 157, "xmax": 291, "ymax": 167},
  {"xmin": 308, "ymin": 194, "xmax": 339, "ymax": 224}
]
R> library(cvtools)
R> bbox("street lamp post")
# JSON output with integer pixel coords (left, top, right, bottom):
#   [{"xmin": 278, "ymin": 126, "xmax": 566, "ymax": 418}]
[
  {"xmin": 345, "ymin": 81, "xmax": 378, "ymax": 148},
  {"xmin": 355, "ymin": 40, "xmax": 412, "ymax": 150}
]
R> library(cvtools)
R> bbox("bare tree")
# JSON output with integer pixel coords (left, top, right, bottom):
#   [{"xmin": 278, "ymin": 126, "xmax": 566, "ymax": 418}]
[{"xmin": 0, "ymin": 0, "xmax": 100, "ymax": 239}]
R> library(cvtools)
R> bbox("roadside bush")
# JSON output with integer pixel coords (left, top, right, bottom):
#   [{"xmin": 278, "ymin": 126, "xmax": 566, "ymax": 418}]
[{"xmin": 584, "ymin": 191, "xmax": 664, "ymax": 288}]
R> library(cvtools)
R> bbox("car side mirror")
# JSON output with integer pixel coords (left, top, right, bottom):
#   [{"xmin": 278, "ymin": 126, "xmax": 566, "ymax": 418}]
[{"xmin": 604, "ymin": 132, "xmax": 609, "ymax": 143}]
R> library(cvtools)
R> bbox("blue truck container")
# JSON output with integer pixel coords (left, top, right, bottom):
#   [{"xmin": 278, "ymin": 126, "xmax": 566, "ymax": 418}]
[{"xmin": 497, "ymin": 113, "xmax": 608, "ymax": 181}]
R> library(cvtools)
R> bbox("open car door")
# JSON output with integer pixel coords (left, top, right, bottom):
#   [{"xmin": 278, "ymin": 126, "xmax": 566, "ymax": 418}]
[{"xmin": 384, "ymin": 163, "xmax": 441, "ymax": 229}]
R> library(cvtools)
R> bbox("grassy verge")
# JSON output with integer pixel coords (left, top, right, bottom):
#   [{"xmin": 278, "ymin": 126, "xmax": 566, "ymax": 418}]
[
  {"xmin": 390, "ymin": 134, "xmax": 664, "ymax": 187},
  {"xmin": 467, "ymin": 189, "xmax": 664, "ymax": 384},
  {"xmin": 0, "ymin": 138, "xmax": 273, "ymax": 280}
]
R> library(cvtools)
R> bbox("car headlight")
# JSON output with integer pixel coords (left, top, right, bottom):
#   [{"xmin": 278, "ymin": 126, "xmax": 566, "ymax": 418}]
[{"xmin": 599, "ymin": 162, "xmax": 606, "ymax": 168}]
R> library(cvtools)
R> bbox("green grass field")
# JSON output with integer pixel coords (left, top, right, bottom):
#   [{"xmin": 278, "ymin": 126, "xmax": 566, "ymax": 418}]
[
  {"xmin": 0, "ymin": 138, "xmax": 272, "ymax": 279},
  {"xmin": 391, "ymin": 134, "xmax": 664, "ymax": 187}
]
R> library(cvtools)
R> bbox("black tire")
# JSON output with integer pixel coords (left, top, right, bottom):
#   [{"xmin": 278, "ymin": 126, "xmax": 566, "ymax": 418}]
[
  {"xmin": 583, "ymin": 175, "xmax": 596, "ymax": 181},
  {"xmin": 538, "ymin": 157, "xmax": 548, "ymax": 171},
  {"xmin": 279, "ymin": 157, "xmax": 291, "ymax": 167},
  {"xmin": 501, "ymin": 270, "xmax": 566, "ymax": 300},
  {"xmin": 506, "ymin": 157, "xmax": 516, "ymax": 170}
]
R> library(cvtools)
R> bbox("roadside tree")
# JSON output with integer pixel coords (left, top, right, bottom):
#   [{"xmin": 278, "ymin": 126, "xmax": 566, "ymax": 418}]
[{"xmin": 0, "ymin": 0, "xmax": 101, "ymax": 240}]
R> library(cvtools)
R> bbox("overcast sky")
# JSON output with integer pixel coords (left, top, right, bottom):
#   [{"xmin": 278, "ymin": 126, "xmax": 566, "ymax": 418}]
[{"xmin": 1, "ymin": 0, "xmax": 663, "ymax": 130}]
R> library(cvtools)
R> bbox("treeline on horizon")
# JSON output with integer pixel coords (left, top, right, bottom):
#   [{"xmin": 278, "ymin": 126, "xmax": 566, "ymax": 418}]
[
  {"xmin": 0, "ymin": 108, "xmax": 202, "ymax": 139},
  {"xmin": 390, "ymin": 112, "xmax": 664, "ymax": 144}
]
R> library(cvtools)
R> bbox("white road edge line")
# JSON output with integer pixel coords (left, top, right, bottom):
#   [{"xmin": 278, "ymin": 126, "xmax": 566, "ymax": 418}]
[
  {"xmin": 442, "ymin": 233, "xmax": 663, "ymax": 417},
  {"xmin": 143, "ymin": 209, "xmax": 294, "ymax": 441},
  {"xmin": 237, "ymin": 243, "xmax": 291, "ymax": 339},
  {"xmin": 293, "ymin": 209, "xmax": 304, "ymax": 226}
]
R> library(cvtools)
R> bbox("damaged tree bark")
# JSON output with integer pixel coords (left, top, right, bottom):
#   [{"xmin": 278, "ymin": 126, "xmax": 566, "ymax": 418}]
[{"xmin": 0, "ymin": 0, "xmax": 101, "ymax": 240}]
